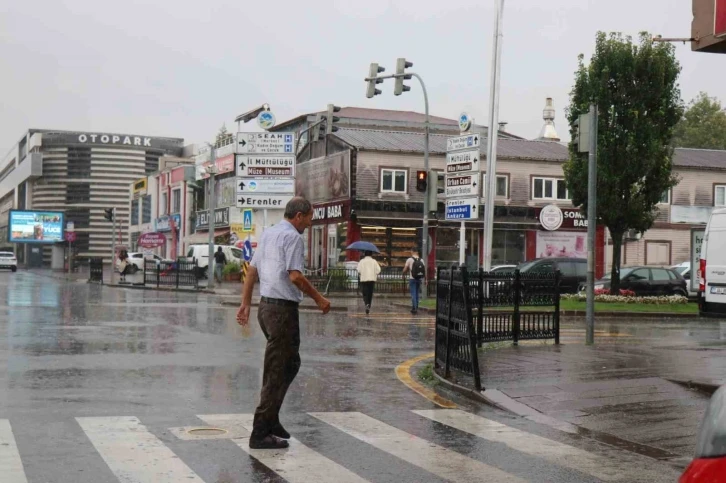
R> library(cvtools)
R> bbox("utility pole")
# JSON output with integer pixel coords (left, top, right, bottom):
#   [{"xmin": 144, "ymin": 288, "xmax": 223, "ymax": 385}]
[
  {"xmin": 482, "ymin": 0, "xmax": 505, "ymax": 271},
  {"xmin": 207, "ymin": 145, "xmax": 217, "ymax": 289},
  {"xmin": 365, "ymin": 59, "xmax": 430, "ymax": 298},
  {"xmin": 110, "ymin": 208, "xmax": 116, "ymax": 285},
  {"xmin": 586, "ymin": 104, "xmax": 598, "ymax": 345}
]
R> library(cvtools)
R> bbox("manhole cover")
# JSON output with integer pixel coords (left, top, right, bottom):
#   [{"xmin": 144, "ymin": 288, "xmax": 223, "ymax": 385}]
[{"xmin": 187, "ymin": 427, "xmax": 227, "ymax": 436}]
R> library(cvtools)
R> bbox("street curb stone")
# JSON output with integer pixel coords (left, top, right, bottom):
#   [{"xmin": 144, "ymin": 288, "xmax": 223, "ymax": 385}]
[{"xmin": 665, "ymin": 377, "xmax": 722, "ymax": 395}]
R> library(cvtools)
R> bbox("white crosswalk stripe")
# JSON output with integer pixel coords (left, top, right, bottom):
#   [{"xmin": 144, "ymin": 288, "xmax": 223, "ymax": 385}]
[
  {"xmin": 0, "ymin": 420, "xmax": 28, "ymax": 483},
  {"xmin": 414, "ymin": 409, "xmax": 628, "ymax": 482},
  {"xmin": 197, "ymin": 414, "xmax": 371, "ymax": 483},
  {"xmin": 76, "ymin": 416, "xmax": 205, "ymax": 483},
  {"xmin": 309, "ymin": 411, "xmax": 527, "ymax": 482}
]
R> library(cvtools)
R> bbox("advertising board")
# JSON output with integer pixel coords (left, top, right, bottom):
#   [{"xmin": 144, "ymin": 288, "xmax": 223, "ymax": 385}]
[{"xmin": 9, "ymin": 210, "xmax": 64, "ymax": 244}]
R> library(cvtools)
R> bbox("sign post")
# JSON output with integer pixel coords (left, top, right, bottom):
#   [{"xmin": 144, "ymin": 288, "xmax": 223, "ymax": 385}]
[
  {"xmin": 446, "ymin": 133, "xmax": 481, "ymax": 265},
  {"xmin": 66, "ymin": 221, "xmax": 75, "ymax": 278},
  {"xmin": 236, "ymin": 132, "xmax": 296, "ymax": 234}
]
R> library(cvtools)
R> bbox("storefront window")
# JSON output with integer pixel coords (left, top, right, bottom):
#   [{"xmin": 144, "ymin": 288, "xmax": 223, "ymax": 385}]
[
  {"xmin": 435, "ymin": 227, "xmax": 479, "ymax": 270},
  {"xmin": 361, "ymin": 226, "xmax": 417, "ymax": 268},
  {"xmin": 492, "ymin": 230, "xmax": 526, "ymax": 266}
]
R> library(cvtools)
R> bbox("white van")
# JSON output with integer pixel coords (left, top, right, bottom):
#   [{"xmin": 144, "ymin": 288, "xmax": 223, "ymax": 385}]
[
  {"xmin": 186, "ymin": 245, "xmax": 244, "ymax": 277},
  {"xmin": 699, "ymin": 208, "xmax": 726, "ymax": 315}
]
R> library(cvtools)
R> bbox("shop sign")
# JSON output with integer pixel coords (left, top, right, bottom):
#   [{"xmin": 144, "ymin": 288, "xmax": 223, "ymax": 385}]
[
  {"xmin": 155, "ymin": 214, "xmax": 181, "ymax": 233},
  {"xmin": 311, "ymin": 202, "xmax": 348, "ymax": 222},
  {"xmin": 133, "ymin": 178, "xmax": 147, "ymax": 199},
  {"xmin": 138, "ymin": 232, "xmax": 167, "ymax": 248},
  {"xmin": 196, "ymin": 207, "xmax": 230, "ymax": 230},
  {"xmin": 196, "ymin": 154, "xmax": 235, "ymax": 180},
  {"xmin": 536, "ymin": 231, "xmax": 586, "ymax": 259},
  {"xmin": 539, "ymin": 204, "xmax": 563, "ymax": 231}
]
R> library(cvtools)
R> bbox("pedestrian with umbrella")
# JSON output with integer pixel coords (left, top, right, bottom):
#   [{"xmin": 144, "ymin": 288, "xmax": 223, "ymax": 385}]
[{"xmin": 347, "ymin": 241, "xmax": 381, "ymax": 315}]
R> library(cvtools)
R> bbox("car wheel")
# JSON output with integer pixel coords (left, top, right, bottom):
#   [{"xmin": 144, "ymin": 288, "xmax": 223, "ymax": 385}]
[
  {"xmin": 11, "ymin": 266, "xmax": 16, "ymax": 272},
  {"xmin": 673, "ymin": 288, "xmax": 687, "ymax": 297},
  {"xmin": 129, "ymin": 264, "xmax": 139, "ymax": 275}
]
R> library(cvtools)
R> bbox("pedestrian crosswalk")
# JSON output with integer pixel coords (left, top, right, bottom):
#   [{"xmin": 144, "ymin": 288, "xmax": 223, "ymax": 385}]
[{"xmin": 2, "ymin": 409, "xmax": 680, "ymax": 482}]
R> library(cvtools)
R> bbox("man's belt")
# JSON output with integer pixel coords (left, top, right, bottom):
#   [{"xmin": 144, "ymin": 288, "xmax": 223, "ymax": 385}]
[{"xmin": 260, "ymin": 296, "xmax": 299, "ymax": 308}]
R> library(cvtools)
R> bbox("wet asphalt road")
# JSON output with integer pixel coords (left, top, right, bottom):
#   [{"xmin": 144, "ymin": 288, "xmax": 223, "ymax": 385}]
[{"xmin": 0, "ymin": 272, "xmax": 684, "ymax": 482}]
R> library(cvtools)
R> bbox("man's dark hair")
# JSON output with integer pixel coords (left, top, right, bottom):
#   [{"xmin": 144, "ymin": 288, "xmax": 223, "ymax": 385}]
[
  {"xmin": 284, "ymin": 197, "xmax": 312, "ymax": 219},
  {"xmin": 364, "ymin": 251, "xmax": 373, "ymax": 257},
  {"xmin": 217, "ymin": 246, "xmax": 223, "ymax": 252}
]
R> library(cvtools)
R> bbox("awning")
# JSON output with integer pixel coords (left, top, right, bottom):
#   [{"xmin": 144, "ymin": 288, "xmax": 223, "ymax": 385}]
[{"xmin": 185, "ymin": 228, "xmax": 230, "ymax": 245}]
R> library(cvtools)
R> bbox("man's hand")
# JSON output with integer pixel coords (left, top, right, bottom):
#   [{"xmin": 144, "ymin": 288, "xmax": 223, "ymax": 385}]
[
  {"xmin": 237, "ymin": 305, "xmax": 251, "ymax": 326},
  {"xmin": 316, "ymin": 297, "xmax": 331, "ymax": 315}
]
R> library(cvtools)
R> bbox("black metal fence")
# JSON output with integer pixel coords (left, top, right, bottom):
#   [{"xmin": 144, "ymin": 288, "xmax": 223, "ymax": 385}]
[
  {"xmin": 89, "ymin": 258, "xmax": 103, "ymax": 284},
  {"xmin": 143, "ymin": 259, "xmax": 199, "ymax": 289},
  {"xmin": 435, "ymin": 266, "xmax": 560, "ymax": 391},
  {"xmin": 434, "ymin": 266, "xmax": 481, "ymax": 390},
  {"xmin": 305, "ymin": 267, "xmax": 426, "ymax": 296}
]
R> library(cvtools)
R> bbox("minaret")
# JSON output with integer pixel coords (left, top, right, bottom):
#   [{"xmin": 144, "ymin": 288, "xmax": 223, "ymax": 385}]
[{"xmin": 537, "ymin": 97, "xmax": 560, "ymax": 141}]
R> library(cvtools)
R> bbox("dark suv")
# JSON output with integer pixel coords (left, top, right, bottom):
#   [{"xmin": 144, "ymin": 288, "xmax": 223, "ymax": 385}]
[{"xmin": 516, "ymin": 257, "xmax": 587, "ymax": 294}]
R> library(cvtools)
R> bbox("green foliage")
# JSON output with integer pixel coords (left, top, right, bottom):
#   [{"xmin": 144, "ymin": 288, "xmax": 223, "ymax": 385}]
[
  {"xmin": 222, "ymin": 262, "xmax": 241, "ymax": 275},
  {"xmin": 417, "ymin": 363, "xmax": 437, "ymax": 385},
  {"xmin": 563, "ymin": 32, "xmax": 683, "ymax": 292},
  {"xmin": 673, "ymin": 92, "xmax": 726, "ymax": 150}
]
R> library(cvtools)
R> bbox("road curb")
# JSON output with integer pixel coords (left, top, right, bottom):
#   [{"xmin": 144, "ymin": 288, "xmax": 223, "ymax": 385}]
[
  {"xmin": 665, "ymin": 377, "xmax": 722, "ymax": 395},
  {"xmin": 219, "ymin": 301, "xmax": 348, "ymax": 312}
]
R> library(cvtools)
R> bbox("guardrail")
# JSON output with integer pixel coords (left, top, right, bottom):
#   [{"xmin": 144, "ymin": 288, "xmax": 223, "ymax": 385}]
[{"xmin": 143, "ymin": 259, "xmax": 199, "ymax": 289}]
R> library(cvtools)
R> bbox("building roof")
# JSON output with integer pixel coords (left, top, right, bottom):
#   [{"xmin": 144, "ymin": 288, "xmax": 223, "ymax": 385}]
[
  {"xmin": 334, "ymin": 128, "xmax": 569, "ymax": 161},
  {"xmin": 674, "ymin": 148, "xmax": 726, "ymax": 169}
]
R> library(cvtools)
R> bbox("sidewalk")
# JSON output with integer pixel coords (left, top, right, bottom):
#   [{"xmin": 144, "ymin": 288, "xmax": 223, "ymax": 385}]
[{"xmin": 447, "ymin": 321, "xmax": 726, "ymax": 461}]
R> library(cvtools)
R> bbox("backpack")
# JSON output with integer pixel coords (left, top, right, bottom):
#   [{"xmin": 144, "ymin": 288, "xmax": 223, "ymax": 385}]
[{"xmin": 411, "ymin": 257, "xmax": 426, "ymax": 280}]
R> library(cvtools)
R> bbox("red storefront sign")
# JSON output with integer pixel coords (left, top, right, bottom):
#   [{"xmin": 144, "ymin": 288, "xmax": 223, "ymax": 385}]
[
  {"xmin": 199, "ymin": 155, "xmax": 235, "ymax": 179},
  {"xmin": 717, "ymin": 0, "xmax": 726, "ymax": 37},
  {"xmin": 138, "ymin": 232, "xmax": 167, "ymax": 248}
]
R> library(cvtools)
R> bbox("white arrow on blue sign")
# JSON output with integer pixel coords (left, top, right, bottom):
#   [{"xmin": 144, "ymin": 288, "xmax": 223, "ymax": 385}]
[
  {"xmin": 446, "ymin": 134, "xmax": 481, "ymax": 152},
  {"xmin": 243, "ymin": 239, "xmax": 252, "ymax": 261}
]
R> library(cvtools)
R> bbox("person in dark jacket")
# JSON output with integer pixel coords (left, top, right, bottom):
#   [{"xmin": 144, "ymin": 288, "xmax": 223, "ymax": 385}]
[{"xmin": 214, "ymin": 246, "xmax": 227, "ymax": 283}]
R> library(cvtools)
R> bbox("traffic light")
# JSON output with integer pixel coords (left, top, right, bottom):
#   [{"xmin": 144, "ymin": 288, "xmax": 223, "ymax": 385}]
[
  {"xmin": 394, "ymin": 58, "xmax": 413, "ymax": 96},
  {"xmin": 416, "ymin": 170, "xmax": 427, "ymax": 192},
  {"xmin": 103, "ymin": 208, "xmax": 114, "ymax": 222},
  {"xmin": 366, "ymin": 63, "xmax": 385, "ymax": 98},
  {"xmin": 325, "ymin": 104, "xmax": 341, "ymax": 135},
  {"xmin": 574, "ymin": 112, "xmax": 590, "ymax": 153}
]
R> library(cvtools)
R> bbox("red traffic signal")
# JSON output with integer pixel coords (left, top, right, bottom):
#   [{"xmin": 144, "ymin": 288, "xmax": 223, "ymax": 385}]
[{"xmin": 416, "ymin": 170, "xmax": 427, "ymax": 192}]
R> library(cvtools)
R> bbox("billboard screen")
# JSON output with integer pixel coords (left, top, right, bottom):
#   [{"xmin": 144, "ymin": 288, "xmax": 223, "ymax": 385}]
[{"xmin": 9, "ymin": 210, "xmax": 64, "ymax": 244}]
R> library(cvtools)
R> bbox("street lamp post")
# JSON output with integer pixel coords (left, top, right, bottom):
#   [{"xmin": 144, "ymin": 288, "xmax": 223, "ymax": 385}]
[
  {"xmin": 206, "ymin": 145, "xmax": 217, "ymax": 289},
  {"xmin": 482, "ymin": 0, "xmax": 506, "ymax": 272}
]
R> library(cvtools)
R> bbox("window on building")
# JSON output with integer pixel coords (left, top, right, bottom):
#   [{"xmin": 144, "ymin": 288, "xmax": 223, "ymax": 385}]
[
  {"xmin": 646, "ymin": 242, "xmax": 671, "ymax": 266},
  {"xmin": 160, "ymin": 193, "xmax": 167, "ymax": 216},
  {"xmin": 130, "ymin": 199, "xmax": 139, "ymax": 225},
  {"xmin": 172, "ymin": 189, "xmax": 181, "ymax": 214},
  {"xmin": 142, "ymin": 195, "xmax": 152, "ymax": 224},
  {"xmin": 67, "ymin": 147, "xmax": 91, "ymax": 178},
  {"xmin": 66, "ymin": 183, "xmax": 91, "ymax": 204},
  {"xmin": 145, "ymin": 151, "xmax": 161, "ymax": 175},
  {"xmin": 381, "ymin": 169, "xmax": 407, "ymax": 193},
  {"xmin": 715, "ymin": 185, "xmax": 726, "ymax": 206},
  {"xmin": 482, "ymin": 174, "xmax": 509, "ymax": 198},
  {"xmin": 659, "ymin": 190, "xmax": 671, "ymax": 204},
  {"xmin": 532, "ymin": 177, "xmax": 570, "ymax": 201}
]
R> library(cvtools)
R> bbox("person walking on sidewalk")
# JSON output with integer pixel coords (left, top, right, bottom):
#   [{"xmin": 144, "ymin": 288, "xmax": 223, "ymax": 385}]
[
  {"xmin": 236, "ymin": 197, "xmax": 331, "ymax": 450},
  {"xmin": 357, "ymin": 251, "xmax": 381, "ymax": 315},
  {"xmin": 402, "ymin": 249, "xmax": 426, "ymax": 314},
  {"xmin": 213, "ymin": 246, "xmax": 227, "ymax": 284}
]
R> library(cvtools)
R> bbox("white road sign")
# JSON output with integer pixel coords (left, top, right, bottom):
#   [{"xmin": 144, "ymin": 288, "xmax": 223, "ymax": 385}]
[
  {"xmin": 236, "ymin": 155, "xmax": 296, "ymax": 178},
  {"xmin": 446, "ymin": 134, "xmax": 481, "ymax": 152},
  {"xmin": 445, "ymin": 197, "xmax": 479, "ymax": 220},
  {"xmin": 445, "ymin": 174, "xmax": 479, "ymax": 198},
  {"xmin": 236, "ymin": 178, "xmax": 295, "ymax": 195},
  {"xmin": 236, "ymin": 132, "xmax": 295, "ymax": 154},
  {"xmin": 446, "ymin": 149, "xmax": 480, "ymax": 170},
  {"xmin": 236, "ymin": 194, "xmax": 295, "ymax": 209}
]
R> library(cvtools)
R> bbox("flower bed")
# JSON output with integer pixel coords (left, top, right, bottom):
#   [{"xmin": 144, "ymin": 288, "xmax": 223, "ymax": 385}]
[{"xmin": 562, "ymin": 293, "xmax": 688, "ymax": 305}]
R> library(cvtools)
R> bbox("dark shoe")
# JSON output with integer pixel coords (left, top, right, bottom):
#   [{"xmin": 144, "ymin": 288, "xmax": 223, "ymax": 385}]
[
  {"xmin": 270, "ymin": 423, "xmax": 290, "ymax": 439},
  {"xmin": 410, "ymin": 308, "xmax": 416, "ymax": 314},
  {"xmin": 249, "ymin": 434, "xmax": 289, "ymax": 449},
  {"xmin": 365, "ymin": 305, "xmax": 370, "ymax": 315}
]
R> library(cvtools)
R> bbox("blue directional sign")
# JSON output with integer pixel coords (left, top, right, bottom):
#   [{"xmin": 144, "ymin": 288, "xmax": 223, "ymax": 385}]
[
  {"xmin": 242, "ymin": 209, "xmax": 253, "ymax": 232},
  {"xmin": 445, "ymin": 197, "xmax": 479, "ymax": 220},
  {"xmin": 243, "ymin": 239, "xmax": 253, "ymax": 261}
]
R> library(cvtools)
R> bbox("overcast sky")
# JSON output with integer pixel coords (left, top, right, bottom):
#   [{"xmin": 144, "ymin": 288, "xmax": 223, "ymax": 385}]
[{"xmin": 0, "ymin": 0, "xmax": 723, "ymax": 151}]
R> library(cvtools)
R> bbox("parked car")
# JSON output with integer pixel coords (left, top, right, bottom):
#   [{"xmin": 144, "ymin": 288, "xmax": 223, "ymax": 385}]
[
  {"xmin": 490, "ymin": 264, "xmax": 517, "ymax": 274},
  {"xmin": 671, "ymin": 261, "xmax": 698, "ymax": 298},
  {"xmin": 583, "ymin": 266, "xmax": 687, "ymax": 297},
  {"xmin": 699, "ymin": 208, "xmax": 726, "ymax": 316},
  {"xmin": 679, "ymin": 385, "xmax": 726, "ymax": 482},
  {"xmin": 186, "ymin": 245, "xmax": 244, "ymax": 278},
  {"xmin": 516, "ymin": 258, "xmax": 586, "ymax": 294},
  {"xmin": 0, "ymin": 251, "xmax": 17, "ymax": 272},
  {"xmin": 126, "ymin": 253, "xmax": 168, "ymax": 274}
]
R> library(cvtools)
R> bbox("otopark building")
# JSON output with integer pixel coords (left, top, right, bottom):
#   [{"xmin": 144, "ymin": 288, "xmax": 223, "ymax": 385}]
[{"xmin": 0, "ymin": 129, "xmax": 184, "ymax": 267}]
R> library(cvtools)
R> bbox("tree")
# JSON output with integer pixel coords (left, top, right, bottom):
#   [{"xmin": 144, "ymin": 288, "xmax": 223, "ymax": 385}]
[
  {"xmin": 215, "ymin": 124, "xmax": 233, "ymax": 148},
  {"xmin": 563, "ymin": 32, "xmax": 683, "ymax": 293},
  {"xmin": 672, "ymin": 92, "xmax": 726, "ymax": 150}
]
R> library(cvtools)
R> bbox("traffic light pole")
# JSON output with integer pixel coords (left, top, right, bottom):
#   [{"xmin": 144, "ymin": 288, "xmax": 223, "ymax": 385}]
[
  {"xmin": 110, "ymin": 207, "xmax": 116, "ymax": 285},
  {"xmin": 207, "ymin": 145, "xmax": 217, "ymax": 290}
]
